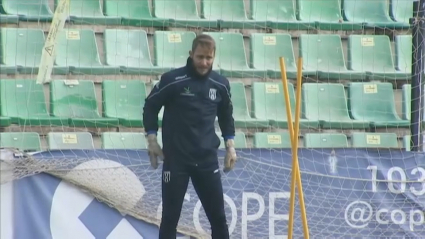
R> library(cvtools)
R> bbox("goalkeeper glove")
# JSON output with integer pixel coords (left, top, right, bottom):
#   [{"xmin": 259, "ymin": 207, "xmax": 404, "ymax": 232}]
[
  {"xmin": 147, "ymin": 134, "xmax": 163, "ymax": 169},
  {"xmin": 224, "ymin": 139, "xmax": 237, "ymax": 173}
]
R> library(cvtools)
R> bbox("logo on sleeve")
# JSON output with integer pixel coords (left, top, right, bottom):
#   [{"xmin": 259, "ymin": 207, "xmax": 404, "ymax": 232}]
[
  {"xmin": 180, "ymin": 87, "xmax": 194, "ymax": 96},
  {"xmin": 209, "ymin": 88, "xmax": 217, "ymax": 100}
]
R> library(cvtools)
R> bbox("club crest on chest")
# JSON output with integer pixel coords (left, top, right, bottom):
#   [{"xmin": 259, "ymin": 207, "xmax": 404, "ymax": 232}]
[{"xmin": 209, "ymin": 88, "xmax": 217, "ymax": 100}]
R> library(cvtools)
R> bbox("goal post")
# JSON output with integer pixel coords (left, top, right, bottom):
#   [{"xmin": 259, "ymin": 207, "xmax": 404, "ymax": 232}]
[{"xmin": 410, "ymin": 0, "xmax": 425, "ymax": 151}]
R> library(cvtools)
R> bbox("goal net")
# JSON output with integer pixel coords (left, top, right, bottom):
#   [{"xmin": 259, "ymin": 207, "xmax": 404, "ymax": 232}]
[{"xmin": 1, "ymin": 0, "xmax": 425, "ymax": 238}]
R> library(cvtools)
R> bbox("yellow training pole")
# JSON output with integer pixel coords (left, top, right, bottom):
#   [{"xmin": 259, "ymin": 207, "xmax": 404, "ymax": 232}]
[
  {"xmin": 279, "ymin": 57, "xmax": 297, "ymax": 239},
  {"xmin": 279, "ymin": 57, "xmax": 310, "ymax": 239},
  {"xmin": 293, "ymin": 58, "xmax": 310, "ymax": 239}
]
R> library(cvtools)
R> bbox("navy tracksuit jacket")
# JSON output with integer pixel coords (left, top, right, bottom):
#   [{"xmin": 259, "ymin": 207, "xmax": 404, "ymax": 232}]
[
  {"xmin": 143, "ymin": 57, "xmax": 235, "ymax": 166},
  {"xmin": 143, "ymin": 57, "xmax": 235, "ymax": 239}
]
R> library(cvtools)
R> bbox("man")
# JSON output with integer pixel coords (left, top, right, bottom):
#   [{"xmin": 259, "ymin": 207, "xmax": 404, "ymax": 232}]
[{"xmin": 142, "ymin": 34, "xmax": 237, "ymax": 239}]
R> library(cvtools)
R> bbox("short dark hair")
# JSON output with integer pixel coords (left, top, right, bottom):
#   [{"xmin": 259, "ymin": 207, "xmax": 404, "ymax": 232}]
[{"xmin": 191, "ymin": 34, "xmax": 216, "ymax": 52}]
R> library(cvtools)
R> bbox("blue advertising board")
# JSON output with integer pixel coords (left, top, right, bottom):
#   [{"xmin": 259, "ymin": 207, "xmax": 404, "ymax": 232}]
[{"xmin": 8, "ymin": 149, "xmax": 425, "ymax": 238}]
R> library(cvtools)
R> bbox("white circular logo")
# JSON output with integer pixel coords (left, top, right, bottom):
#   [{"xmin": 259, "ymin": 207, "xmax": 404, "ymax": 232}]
[{"xmin": 50, "ymin": 159, "xmax": 145, "ymax": 239}]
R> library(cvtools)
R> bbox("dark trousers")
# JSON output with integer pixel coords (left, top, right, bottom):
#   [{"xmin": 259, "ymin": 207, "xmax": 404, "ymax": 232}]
[{"xmin": 158, "ymin": 159, "xmax": 229, "ymax": 239}]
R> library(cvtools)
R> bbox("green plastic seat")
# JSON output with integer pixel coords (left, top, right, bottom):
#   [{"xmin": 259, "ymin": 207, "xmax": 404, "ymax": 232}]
[
  {"xmin": 390, "ymin": 0, "xmax": 414, "ymax": 28},
  {"xmin": 158, "ymin": 107, "xmax": 164, "ymax": 126},
  {"xmin": 297, "ymin": 0, "xmax": 363, "ymax": 30},
  {"xmin": 348, "ymin": 35, "xmax": 409, "ymax": 80},
  {"xmin": 299, "ymin": 34, "xmax": 366, "ymax": 80},
  {"xmin": 403, "ymin": 135, "xmax": 411, "ymax": 151},
  {"xmin": 146, "ymin": 80, "xmax": 165, "ymax": 126},
  {"xmin": 251, "ymin": 82, "xmax": 319, "ymax": 129},
  {"xmin": 395, "ymin": 35, "xmax": 412, "ymax": 74},
  {"xmin": 253, "ymin": 132, "xmax": 292, "ymax": 148},
  {"xmin": 348, "ymin": 82, "xmax": 409, "ymax": 128},
  {"xmin": 0, "ymin": 117, "xmax": 11, "ymax": 127},
  {"xmin": 351, "ymin": 132, "xmax": 398, "ymax": 148},
  {"xmin": 230, "ymin": 82, "xmax": 269, "ymax": 128},
  {"xmin": 101, "ymin": 132, "xmax": 147, "ymax": 149},
  {"xmin": 402, "ymin": 84, "xmax": 411, "ymax": 121},
  {"xmin": 202, "ymin": 0, "xmax": 265, "ymax": 29},
  {"xmin": 50, "ymin": 80, "xmax": 119, "ymax": 128},
  {"xmin": 251, "ymin": 0, "xmax": 313, "ymax": 30},
  {"xmin": 250, "ymin": 33, "xmax": 315, "ymax": 79},
  {"xmin": 0, "ymin": 28, "xmax": 44, "ymax": 74},
  {"xmin": 343, "ymin": 0, "xmax": 408, "ymax": 29},
  {"xmin": 56, "ymin": 0, "xmax": 121, "ymax": 25},
  {"xmin": 153, "ymin": 31, "xmax": 196, "ymax": 69},
  {"xmin": 0, "ymin": 79, "xmax": 68, "ymax": 126},
  {"xmin": 102, "ymin": 80, "xmax": 146, "ymax": 127},
  {"xmin": 0, "ymin": 14, "xmax": 19, "ymax": 24},
  {"xmin": 104, "ymin": 29, "xmax": 167, "ymax": 75},
  {"xmin": 47, "ymin": 132, "xmax": 95, "ymax": 150},
  {"xmin": 204, "ymin": 32, "xmax": 267, "ymax": 78},
  {"xmin": 304, "ymin": 133, "xmax": 349, "ymax": 148},
  {"xmin": 104, "ymin": 0, "xmax": 169, "ymax": 27},
  {"xmin": 217, "ymin": 132, "xmax": 248, "ymax": 149},
  {"xmin": 55, "ymin": 29, "xmax": 119, "ymax": 75},
  {"xmin": 2, "ymin": 0, "xmax": 53, "ymax": 21},
  {"xmin": 0, "ymin": 64, "xmax": 18, "ymax": 75},
  {"xmin": 153, "ymin": 0, "xmax": 217, "ymax": 28},
  {"xmin": 302, "ymin": 83, "xmax": 369, "ymax": 129},
  {"xmin": 0, "ymin": 132, "xmax": 41, "ymax": 152}
]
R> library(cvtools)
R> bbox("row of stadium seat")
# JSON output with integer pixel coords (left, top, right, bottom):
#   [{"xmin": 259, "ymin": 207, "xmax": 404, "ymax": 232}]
[
  {"xmin": 0, "ymin": 0, "xmax": 412, "ymax": 29},
  {"xmin": 0, "ymin": 28, "xmax": 412, "ymax": 79},
  {"xmin": 0, "ymin": 79, "xmax": 411, "ymax": 129},
  {"xmin": 0, "ymin": 132, "xmax": 408, "ymax": 152}
]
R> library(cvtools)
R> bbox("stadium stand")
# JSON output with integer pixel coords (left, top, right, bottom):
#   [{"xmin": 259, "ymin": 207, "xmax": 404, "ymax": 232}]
[
  {"xmin": 0, "ymin": 0, "xmax": 416, "ymax": 151},
  {"xmin": 351, "ymin": 132, "xmax": 399, "ymax": 148},
  {"xmin": 253, "ymin": 132, "xmax": 292, "ymax": 148},
  {"xmin": 301, "ymin": 83, "xmax": 369, "ymax": 129},
  {"xmin": 304, "ymin": 133, "xmax": 349, "ymax": 148},
  {"xmin": 347, "ymin": 35, "xmax": 411, "ymax": 80},
  {"xmin": 103, "ymin": 0, "xmax": 170, "ymax": 27},
  {"xmin": 395, "ymin": 35, "xmax": 412, "ymax": 74},
  {"xmin": 342, "ymin": 0, "xmax": 410, "ymax": 29},
  {"xmin": 153, "ymin": 0, "xmax": 217, "ymax": 28},
  {"xmin": 47, "ymin": 132, "xmax": 95, "ymax": 150},
  {"xmin": 0, "ymin": 28, "xmax": 44, "ymax": 74},
  {"xmin": 50, "ymin": 80, "xmax": 119, "ymax": 128},
  {"xmin": 251, "ymin": 82, "xmax": 319, "ymax": 129},
  {"xmin": 0, "ymin": 116, "xmax": 11, "ymax": 127},
  {"xmin": 205, "ymin": 32, "xmax": 267, "ymax": 78},
  {"xmin": 0, "ymin": 132, "xmax": 41, "ymax": 152},
  {"xmin": 229, "ymin": 81, "xmax": 269, "ymax": 128},
  {"xmin": 297, "ymin": 0, "xmax": 363, "ymax": 30},
  {"xmin": 102, "ymin": 80, "xmax": 146, "ymax": 127},
  {"xmin": 402, "ymin": 84, "xmax": 411, "ymax": 120},
  {"xmin": 0, "ymin": 79, "xmax": 68, "ymax": 126},
  {"xmin": 347, "ymin": 82, "xmax": 409, "ymax": 128},
  {"xmin": 0, "ymin": 13, "xmax": 19, "ymax": 24},
  {"xmin": 101, "ymin": 132, "xmax": 147, "ymax": 149},
  {"xmin": 250, "ymin": 33, "xmax": 304, "ymax": 79},
  {"xmin": 56, "ymin": 29, "xmax": 120, "ymax": 75},
  {"xmin": 298, "ymin": 34, "xmax": 366, "ymax": 80},
  {"xmin": 104, "ymin": 29, "xmax": 167, "ymax": 75},
  {"xmin": 1, "ymin": 0, "xmax": 53, "ymax": 21},
  {"xmin": 154, "ymin": 31, "xmax": 196, "ymax": 69},
  {"xmin": 58, "ymin": 0, "xmax": 121, "ymax": 25}
]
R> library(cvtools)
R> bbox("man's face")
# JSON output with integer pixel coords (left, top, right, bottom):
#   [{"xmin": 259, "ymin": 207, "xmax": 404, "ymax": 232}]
[{"xmin": 190, "ymin": 45, "xmax": 214, "ymax": 76}]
